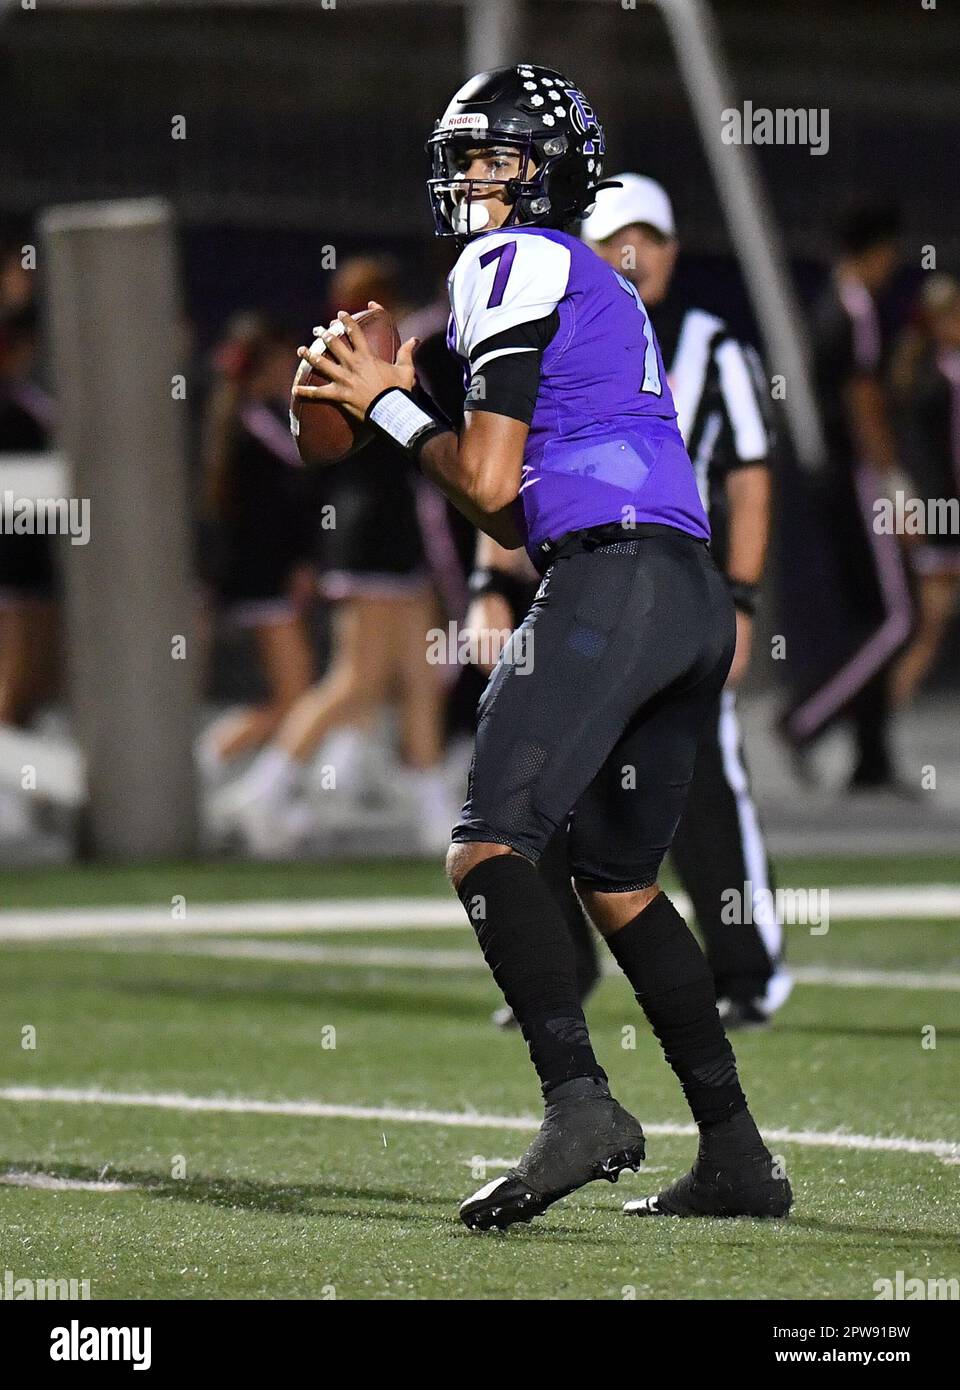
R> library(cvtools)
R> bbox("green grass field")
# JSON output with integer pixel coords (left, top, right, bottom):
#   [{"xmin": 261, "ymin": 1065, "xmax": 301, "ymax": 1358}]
[{"xmin": 1, "ymin": 855, "xmax": 958, "ymax": 1300}]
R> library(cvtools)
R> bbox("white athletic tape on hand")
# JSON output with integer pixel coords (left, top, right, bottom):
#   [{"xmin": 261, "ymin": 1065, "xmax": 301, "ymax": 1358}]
[{"xmin": 312, "ymin": 321, "xmax": 347, "ymax": 340}]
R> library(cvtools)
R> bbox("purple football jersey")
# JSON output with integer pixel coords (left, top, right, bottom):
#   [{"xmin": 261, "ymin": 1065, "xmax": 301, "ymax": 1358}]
[{"xmin": 447, "ymin": 226, "xmax": 710, "ymax": 560}]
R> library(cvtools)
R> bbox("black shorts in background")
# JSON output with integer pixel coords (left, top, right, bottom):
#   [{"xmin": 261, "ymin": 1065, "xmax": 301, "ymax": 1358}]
[
  {"xmin": 316, "ymin": 437, "xmax": 429, "ymax": 598},
  {"xmin": 0, "ymin": 533, "xmax": 57, "ymax": 602}
]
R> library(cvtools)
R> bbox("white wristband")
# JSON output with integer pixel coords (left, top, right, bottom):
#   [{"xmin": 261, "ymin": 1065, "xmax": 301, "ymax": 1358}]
[{"xmin": 368, "ymin": 389, "xmax": 442, "ymax": 452}]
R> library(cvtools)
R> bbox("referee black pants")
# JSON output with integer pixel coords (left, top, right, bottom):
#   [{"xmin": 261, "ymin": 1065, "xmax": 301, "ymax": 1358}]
[
  {"xmin": 533, "ymin": 688, "xmax": 783, "ymax": 1006},
  {"xmin": 671, "ymin": 689, "xmax": 782, "ymax": 999}
]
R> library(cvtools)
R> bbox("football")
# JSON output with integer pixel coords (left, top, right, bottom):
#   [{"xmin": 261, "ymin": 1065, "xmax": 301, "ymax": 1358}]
[{"xmin": 289, "ymin": 306, "xmax": 401, "ymax": 466}]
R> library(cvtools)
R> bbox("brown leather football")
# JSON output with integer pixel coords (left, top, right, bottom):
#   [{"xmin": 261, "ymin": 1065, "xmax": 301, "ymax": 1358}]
[{"xmin": 290, "ymin": 306, "xmax": 401, "ymax": 466}]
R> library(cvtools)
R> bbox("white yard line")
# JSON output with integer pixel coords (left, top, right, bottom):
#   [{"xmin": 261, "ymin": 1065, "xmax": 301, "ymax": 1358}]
[
  {"xmin": 1, "ymin": 884, "xmax": 959, "ymax": 942},
  {"xmin": 111, "ymin": 939, "xmax": 484, "ymax": 970},
  {"xmin": 0, "ymin": 1084, "xmax": 956, "ymax": 1162},
  {"xmin": 790, "ymin": 964, "xmax": 960, "ymax": 992},
  {"xmin": 0, "ymin": 1170, "xmax": 137, "ymax": 1193},
  {"xmin": 0, "ymin": 898, "xmax": 463, "ymax": 941},
  {"xmin": 80, "ymin": 937, "xmax": 960, "ymax": 992},
  {"xmin": 458, "ymin": 1158, "xmax": 674, "ymax": 1173}
]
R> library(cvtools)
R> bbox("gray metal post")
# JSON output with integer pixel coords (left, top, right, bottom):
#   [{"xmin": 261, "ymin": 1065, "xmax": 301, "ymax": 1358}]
[
  {"xmin": 41, "ymin": 198, "xmax": 197, "ymax": 859},
  {"xmin": 465, "ymin": 0, "xmax": 521, "ymax": 78},
  {"xmin": 655, "ymin": 0, "xmax": 827, "ymax": 472}
]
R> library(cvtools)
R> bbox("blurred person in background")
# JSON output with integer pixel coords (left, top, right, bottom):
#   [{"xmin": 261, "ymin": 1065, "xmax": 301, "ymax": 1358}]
[
  {"xmin": 197, "ymin": 312, "xmax": 315, "ymax": 774},
  {"xmin": 462, "ymin": 175, "xmax": 789, "ymax": 1029},
  {"xmin": 0, "ymin": 232, "xmax": 34, "ymax": 315},
  {"xmin": 0, "ymin": 263, "xmax": 58, "ymax": 838},
  {"xmin": 0, "ymin": 302, "xmax": 58, "ymax": 730},
  {"xmin": 217, "ymin": 257, "xmax": 456, "ymax": 856},
  {"xmin": 781, "ymin": 203, "xmax": 913, "ymax": 792},
  {"xmin": 889, "ymin": 273, "xmax": 960, "ymax": 706}
]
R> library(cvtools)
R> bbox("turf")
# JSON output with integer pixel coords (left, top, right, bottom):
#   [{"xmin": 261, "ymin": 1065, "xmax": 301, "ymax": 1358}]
[
  {"xmin": 0, "ymin": 858, "xmax": 958, "ymax": 1299},
  {"xmin": 3, "ymin": 851, "xmax": 959, "ymax": 909}
]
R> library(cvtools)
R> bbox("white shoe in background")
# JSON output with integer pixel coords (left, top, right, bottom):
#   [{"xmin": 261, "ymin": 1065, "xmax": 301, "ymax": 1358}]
[
  {"xmin": 762, "ymin": 965, "xmax": 795, "ymax": 1016},
  {"xmin": 233, "ymin": 796, "xmax": 317, "ymax": 860},
  {"xmin": 402, "ymin": 766, "xmax": 457, "ymax": 855},
  {"xmin": 208, "ymin": 746, "xmax": 307, "ymax": 854},
  {"xmin": 0, "ymin": 788, "xmax": 34, "ymax": 840},
  {"xmin": 309, "ymin": 726, "xmax": 392, "ymax": 806}
]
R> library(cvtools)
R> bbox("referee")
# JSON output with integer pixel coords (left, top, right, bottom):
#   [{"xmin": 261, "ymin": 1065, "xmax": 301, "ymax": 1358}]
[{"xmin": 466, "ymin": 174, "xmax": 791, "ymax": 1028}]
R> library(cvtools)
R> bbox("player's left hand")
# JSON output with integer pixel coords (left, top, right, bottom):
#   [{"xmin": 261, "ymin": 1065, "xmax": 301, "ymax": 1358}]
[
  {"xmin": 294, "ymin": 304, "xmax": 417, "ymax": 422},
  {"xmin": 725, "ymin": 610, "xmax": 753, "ymax": 688}
]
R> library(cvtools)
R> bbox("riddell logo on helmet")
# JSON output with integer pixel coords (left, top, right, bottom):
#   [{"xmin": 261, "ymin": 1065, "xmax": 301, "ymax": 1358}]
[{"xmin": 445, "ymin": 113, "xmax": 489, "ymax": 130}]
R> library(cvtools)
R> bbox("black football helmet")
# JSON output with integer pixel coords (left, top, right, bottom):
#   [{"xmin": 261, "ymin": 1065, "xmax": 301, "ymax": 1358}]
[{"xmin": 426, "ymin": 64, "xmax": 611, "ymax": 240}]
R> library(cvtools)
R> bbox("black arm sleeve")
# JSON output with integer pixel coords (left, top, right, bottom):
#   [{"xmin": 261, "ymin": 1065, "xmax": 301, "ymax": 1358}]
[{"xmin": 463, "ymin": 311, "xmax": 560, "ymax": 424}]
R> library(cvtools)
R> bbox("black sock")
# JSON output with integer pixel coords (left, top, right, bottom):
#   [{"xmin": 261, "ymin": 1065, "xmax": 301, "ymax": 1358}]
[
  {"xmin": 605, "ymin": 892, "xmax": 747, "ymax": 1130},
  {"xmin": 457, "ymin": 855, "xmax": 607, "ymax": 1097},
  {"xmin": 537, "ymin": 827, "xmax": 600, "ymax": 998}
]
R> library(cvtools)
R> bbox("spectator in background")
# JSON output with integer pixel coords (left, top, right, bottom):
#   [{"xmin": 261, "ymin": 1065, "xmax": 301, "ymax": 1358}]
[
  {"xmin": 216, "ymin": 257, "xmax": 456, "ymax": 856},
  {"xmin": 198, "ymin": 312, "xmax": 315, "ymax": 771},
  {"xmin": 782, "ymin": 203, "xmax": 913, "ymax": 792},
  {"xmin": 890, "ymin": 273, "xmax": 960, "ymax": 706},
  {"xmin": 0, "ymin": 232, "xmax": 34, "ymax": 315},
  {"xmin": 0, "ymin": 299, "xmax": 58, "ymax": 731},
  {"xmin": 326, "ymin": 255, "xmax": 410, "ymax": 324},
  {"xmin": 0, "ymin": 266, "xmax": 58, "ymax": 841}
]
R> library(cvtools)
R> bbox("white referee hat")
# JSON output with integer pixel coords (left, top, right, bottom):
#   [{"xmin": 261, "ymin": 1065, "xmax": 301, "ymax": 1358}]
[{"xmin": 581, "ymin": 173, "xmax": 676, "ymax": 242}]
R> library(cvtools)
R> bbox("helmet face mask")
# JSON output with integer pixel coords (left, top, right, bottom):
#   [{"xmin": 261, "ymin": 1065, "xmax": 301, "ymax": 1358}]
[
  {"xmin": 426, "ymin": 64, "xmax": 606, "ymax": 241},
  {"xmin": 427, "ymin": 134, "xmax": 543, "ymax": 238}
]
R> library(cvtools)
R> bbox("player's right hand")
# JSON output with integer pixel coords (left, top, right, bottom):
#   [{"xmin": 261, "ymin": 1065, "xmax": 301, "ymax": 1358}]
[{"xmin": 463, "ymin": 594, "xmax": 514, "ymax": 674}]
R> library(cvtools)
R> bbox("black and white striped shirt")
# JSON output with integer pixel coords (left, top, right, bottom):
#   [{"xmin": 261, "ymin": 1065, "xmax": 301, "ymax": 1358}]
[{"xmin": 651, "ymin": 295, "xmax": 773, "ymax": 572}]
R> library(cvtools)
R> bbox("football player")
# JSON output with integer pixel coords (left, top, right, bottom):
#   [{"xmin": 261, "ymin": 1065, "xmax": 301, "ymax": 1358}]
[
  {"xmin": 468, "ymin": 173, "xmax": 792, "ymax": 1032},
  {"xmin": 294, "ymin": 65, "xmax": 791, "ymax": 1230}
]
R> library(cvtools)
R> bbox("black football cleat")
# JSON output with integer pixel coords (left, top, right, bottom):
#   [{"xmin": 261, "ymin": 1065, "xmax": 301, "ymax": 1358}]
[
  {"xmin": 459, "ymin": 1077, "xmax": 645, "ymax": 1232},
  {"xmin": 624, "ymin": 1111, "xmax": 792, "ymax": 1220},
  {"xmin": 717, "ymin": 966, "xmax": 794, "ymax": 1032},
  {"xmin": 716, "ymin": 996, "xmax": 771, "ymax": 1032}
]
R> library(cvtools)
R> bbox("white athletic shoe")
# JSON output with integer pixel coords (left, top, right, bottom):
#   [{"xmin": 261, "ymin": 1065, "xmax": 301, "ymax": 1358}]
[
  {"xmin": 397, "ymin": 766, "xmax": 457, "ymax": 856},
  {"xmin": 233, "ymin": 797, "xmax": 316, "ymax": 860}
]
